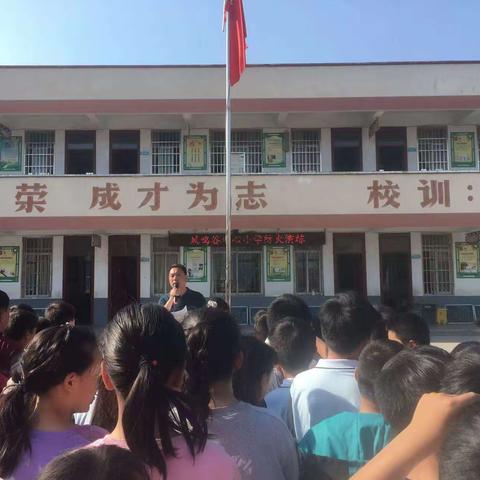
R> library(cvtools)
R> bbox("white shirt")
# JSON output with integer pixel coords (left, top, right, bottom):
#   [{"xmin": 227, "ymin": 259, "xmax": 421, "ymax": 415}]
[
  {"xmin": 265, "ymin": 378, "xmax": 294, "ymax": 436},
  {"xmin": 290, "ymin": 358, "xmax": 360, "ymax": 441}
]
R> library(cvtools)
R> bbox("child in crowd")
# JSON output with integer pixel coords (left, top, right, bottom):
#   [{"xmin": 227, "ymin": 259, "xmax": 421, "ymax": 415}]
[
  {"xmin": 233, "ymin": 335, "xmax": 277, "ymax": 407},
  {"xmin": 387, "ymin": 311, "xmax": 430, "ymax": 347},
  {"xmin": 253, "ymin": 310, "xmax": 268, "ymax": 342},
  {"xmin": 5, "ymin": 307, "xmax": 38, "ymax": 351},
  {"xmin": 0, "ymin": 325, "xmax": 105, "ymax": 479},
  {"xmin": 299, "ymin": 340, "xmax": 403, "ymax": 478},
  {"xmin": 39, "ymin": 445, "xmax": 149, "ymax": 480},
  {"xmin": 90, "ymin": 303, "xmax": 238, "ymax": 480},
  {"xmin": 450, "ymin": 340, "xmax": 480, "ymax": 358},
  {"xmin": 44, "ymin": 300, "xmax": 77, "ymax": 327},
  {"xmin": 0, "ymin": 290, "xmax": 17, "ymax": 390},
  {"xmin": 291, "ymin": 291, "xmax": 378, "ymax": 441},
  {"xmin": 186, "ymin": 308, "xmax": 299, "ymax": 480},
  {"xmin": 441, "ymin": 349, "xmax": 480, "ymax": 394},
  {"xmin": 265, "ymin": 317, "xmax": 316, "ymax": 434}
]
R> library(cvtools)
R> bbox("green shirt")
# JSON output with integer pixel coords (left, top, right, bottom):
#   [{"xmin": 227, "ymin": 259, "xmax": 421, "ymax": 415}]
[{"xmin": 298, "ymin": 411, "xmax": 392, "ymax": 476}]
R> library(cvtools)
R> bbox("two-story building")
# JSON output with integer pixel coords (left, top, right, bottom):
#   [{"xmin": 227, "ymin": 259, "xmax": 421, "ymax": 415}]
[{"xmin": 1, "ymin": 62, "xmax": 480, "ymax": 326}]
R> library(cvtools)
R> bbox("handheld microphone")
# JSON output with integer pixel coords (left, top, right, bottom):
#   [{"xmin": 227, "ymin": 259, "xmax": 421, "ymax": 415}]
[{"xmin": 173, "ymin": 281, "xmax": 180, "ymax": 297}]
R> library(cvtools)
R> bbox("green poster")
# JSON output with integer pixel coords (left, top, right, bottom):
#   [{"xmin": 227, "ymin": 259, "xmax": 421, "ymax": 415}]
[
  {"xmin": 0, "ymin": 246, "xmax": 20, "ymax": 282},
  {"xmin": 263, "ymin": 133, "xmax": 286, "ymax": 168},
  {"xmin": 450, "ymin": 132, "xmax": 476, "ymax": 169},
  {"xmin": 455, "ymin": 242, "xmax": 480, "ymax": 278},
  {"xmin": 0, "ymin": 136, "xmax": 22, "ymax": 172},
  {"xmin": 183, "ymin": 247, "xmax": 207, "ymax": 282},
  {"xmin": 266, "ymin": 246, "xmax": 291, "ymax": 281}
]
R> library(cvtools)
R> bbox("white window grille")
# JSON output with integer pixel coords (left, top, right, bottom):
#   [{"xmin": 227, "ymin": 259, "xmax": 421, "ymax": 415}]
[
  {"xmin": 212, "ymin": 248, "xmax": 262, "ymax": 294},
  {"xmin": 209, "ymin": 130, "xmax": 263, "ymax": 174},
  {"xmin": 23, "ymin": 238, "xmax": 52, "ymax": 297},
  {"xmin": 422, "ymin": 234, "xmax": 453, "ymax": 295},
  {"xmin": 151, "ymin": 237, "xmax": 179, "ymax": 295},
  {"xmin": 295, "ymin": 248, "xmax": 323, "ymax": 294},
  {"xmin": 292, "ymin": 130, "xmax": 321, "ymax": 172},
  {"xmin": 417, "ymin": 127, "xmax": 448, "ymax": 171},
  {"xmin": 151, "ymin": 130, "xmax": 181, "ymax": 174},
  {"xmin": 25, "ymin": 131, "xmax": 55, "ymax": 175}
]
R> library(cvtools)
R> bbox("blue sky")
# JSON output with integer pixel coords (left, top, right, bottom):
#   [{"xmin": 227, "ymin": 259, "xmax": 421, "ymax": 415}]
[{"xmin": 1, "ymin": 0, "xmax": 479, "ymax": 65}]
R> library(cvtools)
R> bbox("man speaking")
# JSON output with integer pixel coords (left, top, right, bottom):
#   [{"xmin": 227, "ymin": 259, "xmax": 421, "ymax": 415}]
[{"xmin": 159, "ymin": 264, "xmax": 206, "ymax": 312}]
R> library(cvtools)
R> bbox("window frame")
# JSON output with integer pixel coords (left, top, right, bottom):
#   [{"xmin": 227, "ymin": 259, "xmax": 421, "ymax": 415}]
[
  {"xmin": 331, "ymin": 128, "xmax": 363, "ymax": 172},
  {"xmin": 24, "ymin": 130, "xmax": 55, "ymax": 175},
  {"xmin": 151, "ymin": 130, "xmax": 181, "ymax": 175},
  {"xmin": 417, "ymin": 126, "xmax": 448, "ymax": 171},
  {"xmin": 22, "ymin": 237, "xmax": 53, "ymax": 298},
  {"xmin": 109, "ymin": 130, "xmax": 140, "ymax": 174},
  {"xmin": 294, "ymin": 246, "xmax": 324, "ymax": 295},
  {"xmin": 421, "ymin": 234, "xmax": 454, "ymax": 296},
  {"xmin": 65, "ymin": 130, "xmax": 96, "ymax": 175},
  {"xmin": 375, "ymin": 127, "xmax": 407, "ymax": 172},
  {"xmin": 291, "ymin": 129, "xmax": 322, "ymax": 173}
]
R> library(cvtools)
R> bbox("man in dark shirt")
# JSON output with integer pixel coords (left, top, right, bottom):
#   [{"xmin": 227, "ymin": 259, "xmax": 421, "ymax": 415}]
[{"xmin": 159, "ymin": 264, "xmax": 206, "ymax": 313}]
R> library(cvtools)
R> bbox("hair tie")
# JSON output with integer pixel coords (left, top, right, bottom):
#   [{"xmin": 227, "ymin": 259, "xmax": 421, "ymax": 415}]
[{"xmin": 139, "ymin": 356, "xmax": 159, "ymax": 369}]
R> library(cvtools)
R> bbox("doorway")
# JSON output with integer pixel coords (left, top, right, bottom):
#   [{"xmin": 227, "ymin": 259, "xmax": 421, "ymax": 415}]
[
  {"xmin": 379, "ymin": 233, "xmax": 412, "ymax": 311},
  {"xmin": 108, "ymin": 235, "xmax": 140, "ymax": 319},
  {"xmin": 63, "ymin": 236, "xmax": 94, "ymax": 325},
  {"xmin": 376, "ymin": 127, "xmax": 407, "ymax": 171},
  {"xmin": 333, "ymin": 233, "xmax": 367, "ymax": 296},
  {"xmin": 110, "ymin": 130, "xmax": 140, "ymax": 174}
]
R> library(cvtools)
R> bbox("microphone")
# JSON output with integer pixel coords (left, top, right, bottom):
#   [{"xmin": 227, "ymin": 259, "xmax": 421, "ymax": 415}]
[{"xmin": 173, "ymin": 282, "xmax": 180, "ymax": 297}]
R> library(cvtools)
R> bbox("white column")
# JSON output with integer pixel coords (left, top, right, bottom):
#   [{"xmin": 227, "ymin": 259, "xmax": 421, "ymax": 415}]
[
  {"xmin": 365, "ymin": 232, "xmax": 381, "ymax": 296},
  {"xmin": 140, "ymin": 129, "xmax": 152, "ymax": 174},
  {"xmin": 362, "ymin": 128, "xmax": 376, "ymax": 172},
  {"xmin": 51, "ymin": 236, "xmax": 64, "ymax": 298},
  {"xmin": 323, "ymin": 232, "xmax": 335, "ymax": 296},
  {"xmin": 407, "ymin": 127, "xmax": 418, "ymax": 171},
  {"xmin": 94, "ymin": 235, "xmax": 109, "ymax": 298},
  {"xmin": 320, "ymin": 128, "xmax": 332, "ymax": 172},
  {"xmin": 140, "ymin": 234, "xmax": 151, "ymax": 298},
  {"xmin": 54, "ymin": 130, "xmax": 65, "ymax": 175},
  {"xmin": 96, "ymin": 130, "xmax": 109, "ymax": 174},
  {"xmin": 410, "ymin": 232, "xmax": 423, "ymax": 297}
]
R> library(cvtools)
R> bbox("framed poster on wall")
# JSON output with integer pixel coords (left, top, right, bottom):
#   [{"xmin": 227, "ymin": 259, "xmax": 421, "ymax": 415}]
[
  {"xmin": 183, "ymin": 247, "xmax": 207, "ymax": 282},
  {"xmin": 450, "ymin": 132, "xmax": 476, "ymax": 169},
  {"xmin": 183, "ymin": 135, "xmax": 207, "ymax": 170},
  {"xmin": 0, "ymin": 136, "xmax": 22, "ymax": 172},
  {"xmin": 263, "ymin": 133, "xmax": 286, "ymax": 168},
  {"xmin": 455, "ymin": 242, "xmax": 480, "ymax": 278},
  {"xmin": 266, "ymin": 246, "xmax": 291, "ymax": 282},
  {"xmin": 0, "ymin": 246, "xmax": 20, "ymax": 282}
]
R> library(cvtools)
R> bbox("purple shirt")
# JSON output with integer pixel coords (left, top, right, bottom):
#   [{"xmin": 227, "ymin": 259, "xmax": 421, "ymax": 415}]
[{"xmin": 10, "ymin": 425, "xmax": 107, "ymax": 480}]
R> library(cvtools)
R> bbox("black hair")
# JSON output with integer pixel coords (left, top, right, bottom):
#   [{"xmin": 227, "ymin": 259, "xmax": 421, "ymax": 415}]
[
  {"xmin": 439, "ymin": 402, "xmax": 480, "ymax": 480},
  {"xmin": 319, "ymin": 291, "xmax": 379, "ymax": 355},
  {"xmin": 233, "ymin": 335, "xmax": 277, "ymax": 406},
  {"xmin": 356, "ymin": 340, "xmax": 403, "ymax": 403},
  {"xmin": 9, "ymin": 303, "xmax": 36, "ymax": 315},
  {"xmin": 44, "ymin": 301, "xmax": 76, "ymax": 327},
  {"xmin": 185, "ymin": 308, "xmax": 241, "ymax": 420},
  {"xmin": 266, "ymin": 294, "xmax": 312, "ymax": 335},
  {"xmin": 38, "ymin": 445, "xmax": 149, "ymax": 480},
  {"xmin": 91, "ymin": 379, "xmax": 118, "ymax": 432},
  {"xmin": 35, "ymin": 316, "xmax": 51, "ymax": 333},
  {"xmin": 387, "ymin": 311, "xmax": 430, "ymax": 346},
  {"xmin": 413, "ymin": 344, "xmax": 451, "ymax": 363},
  {"xmin": 168, "ymin": 264, "xmax": 187, "ymax": 276},
  {"xmin": 206, "ymin": 297, "xmax": 230, "ymax": 312},
  {"xmin": 5, "ymin": 309, "xmax": 38, "ymax": 342},
  {"xmin": 371, "ymin": 305, "xmax": 395, "ymax": 341},
  {"xmin": 0, "ymin": 290, "xmax": 9, "ymax": 311},
  {"xmin": 102, "ymin": 303, "xmax": 207, "ymax": 479},
  {"xmin": 451, "ymin": 341, "xmax": 480, "ymax": 358},
  {"xmin": 269, "ymin": 317, "xmax": 316, "ymax": 374},
  {"xmin": 375, "ymin": 348, "xmax": 446, "ymax": 432},
  {"xmin": 253, "ymin": 309, "xmax": 268, "ymax": 342},
  {"xmin": 441, "ymin": 351, "xmax": 480, "ymax": 395},
  {"xmin": 0, "ymin": 325, "xmax": 98, "ymax": 477}
]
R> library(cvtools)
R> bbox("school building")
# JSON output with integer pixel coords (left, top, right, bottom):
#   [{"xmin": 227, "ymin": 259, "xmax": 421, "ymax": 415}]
[{"xmin": 1, "ymin": 62, "xmax": 480, "ymax": 326}]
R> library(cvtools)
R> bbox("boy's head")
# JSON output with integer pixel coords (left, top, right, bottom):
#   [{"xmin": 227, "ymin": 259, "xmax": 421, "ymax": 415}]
[
  {"xmin": 0, "ymin": 290, "xmax": 10, "ymax": 333},
  {"xmin": 451, "ymin": 341, "xmax": 480, "ymax": 358},
  {"xmin": 44, "ymin": 301, "xmax": 76, "ymax": 326},
  {"xmin": 266, "ymin": 294, "xmax": 312, "ymax": 336},
  {"xmin": 441, "ymin": 351, "xmax": 480, "ymax": 395},
  {"xmin": 356, "ymin": 340, "xmax": 403, "ymax": 405},
  {"xmin": 375, "ymin": 349, "xmax": 446, "ymax": 432},
  {"xmin": 253, "ymin": 309, "xmax": 268, "ymax": 342},
  {"xmin": 387, "ymin": 312, "xmax": 430, "ymax": 347},
  {"xmin": 269, "ymin": 317, "xmax": 316, "ymax": 377},
  {"xmin": 5, "ymin": 308, "xmax": 38, "ymax": 348},
  {"xmin": 319, "ymin": 291, "xmax": 379, "ymax": 357}
]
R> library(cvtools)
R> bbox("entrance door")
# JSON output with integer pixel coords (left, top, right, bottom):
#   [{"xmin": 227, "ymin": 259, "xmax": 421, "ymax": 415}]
[
  {"xmin": 108, "ymin": 235, "xmax": 140, "ymax": 319},
  {"xmin": 379, "ymin": 233, "xmax": 412, "ymax": 311},
  {"xmin": 63, "ymin": 236, "xmax": 94, "ymax": 325},
  {"xmin": 333, "ymin": 233, "xmax": 367, "ymax": 296}
]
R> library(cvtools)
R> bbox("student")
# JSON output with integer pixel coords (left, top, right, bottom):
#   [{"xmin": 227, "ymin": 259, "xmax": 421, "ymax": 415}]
[
  {"xmin": 186, "ymin": 308, "xmax": 299, "ymax": 480},
  {"xmin": 233, "ymin": 335, "xmax": 277, "ymax": 407},
  {"xmin": 0, "ymin": 290, "xmax": 16, "ymax": 389},
  {"xmin": 207, "ymin": 297, "xmax": 230, "ymax": 312},
  {"xmin": 387, "ymin": 312, "xmax": 430, "ymax": 347},
  {"xmin": 90, "ymin": 303, "xmax": 238, "ymax": 480},
  {"xmin": 266, "ymin": 294, "xmax": 312, "ymax": 337},
  {"xmin": 5, "ymin": 308, "xmax": 38, "ymax": 350},
  {"xmin": 265, "ymin": 317, "xmax": 316, "ymax": 433},
  {"xmin": 44, "ymin": 300, "xmax": 76, "ymax": 327},
  {"xmin": 0, "ymin": 325, "xmax": 105, "ymax": 480},
  {"xmin": 441, "ymin": 350, "xmax": 480, "ymax": 394},
  {"xmin": 39, "ymin": 445, "xmax": 149, "ymax": 480},
  {"xmin": 450, "ymin": 340, "xmax": 480, "ymax": 358},
  {"xmin": 299, "ymin": 340, "xmax": 403, "ymax": 477},
  {"xmin": 253, "ymin": 310, "xmax": 268, "ymax": 342},
  {"xmin": 291, "ymin": 291, "xmax": 378, "ymax": 441}
]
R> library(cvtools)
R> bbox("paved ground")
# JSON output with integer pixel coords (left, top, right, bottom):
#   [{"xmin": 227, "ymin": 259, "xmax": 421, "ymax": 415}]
[{"xmin": 431, "ymin": 324, "xmax": 480, "ymax": 352}]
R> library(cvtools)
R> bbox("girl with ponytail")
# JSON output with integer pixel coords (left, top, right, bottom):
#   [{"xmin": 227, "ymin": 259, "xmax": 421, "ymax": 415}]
[
  {"xmin": 0, "ymin": 325, "xmax": 105, "ymax": 479},
  {"xmin": 90, "ymin": 303, "xmax": 238, "ymax": 480}
]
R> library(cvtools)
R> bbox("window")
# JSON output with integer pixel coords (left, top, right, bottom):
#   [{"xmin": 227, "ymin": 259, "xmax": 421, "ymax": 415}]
[
  {"xmin": 25, "ymin": 131, "xmax": 55, "ymax": 175},
  {"xmin": 22, "ymin": 238, "xmax": 52, "ymax": 297},
  {"xmin": 292, "ymin": 130, "xmax": 321, "ymax": 172},
  {"xmin": 65, "ymin": 130, "xmax": 96, "ymax": 174},
  {"xmin": 422, "ymin": 234, "xmax": 453, "ymax": 295},
  {"xmin": 210, "ymin": 130, "xmax": 263, "ymax": 174},
  {"xmin": 331, "ymin": 128, "xmax": 362, "ymax": 172},
  {"xmin": 418, "ymin": 127, "xmax": 448, "ymax": 171},
  {"xmin": 333, "ymin": 233, "xmax": 366, "ymax": 296},
  {"xmin": 151, "ymin": 130, "xmax": 181, "ymax": 174},
  {"xmin": 110, "ymin": 131, "xmax": 140, "ymax": 174},
  {"xmin": 376, "ymin": 127, "xmax": 407, "ymax": 171},
  {"xmin": 151, "ymin": 237, "xmax": 179, "ymax": 296},
  {"xmin": 295, "ymin": 248, "xmax": 323, "ymax": 294},
  {"xmin": 212, "ymin": 248, "xmax": 262, "ymax": 294}
]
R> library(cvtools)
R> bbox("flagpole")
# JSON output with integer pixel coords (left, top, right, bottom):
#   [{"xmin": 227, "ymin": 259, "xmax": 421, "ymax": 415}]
[{"xmin": 224, "ymin": 6, "xmax": 232, "ymax": 307}]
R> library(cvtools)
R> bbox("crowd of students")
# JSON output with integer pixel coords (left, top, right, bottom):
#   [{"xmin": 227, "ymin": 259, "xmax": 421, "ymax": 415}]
[{"xmin": 0, "ymin": 283, "xmax": 479, "ymax": 480}]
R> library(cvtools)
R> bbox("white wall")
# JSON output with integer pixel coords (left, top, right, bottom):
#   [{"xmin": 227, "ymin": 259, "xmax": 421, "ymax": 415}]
[
  {"xmin": 320, "ymin": 128, "xmax": 332, "ymax": 172},
  {"xmin": 54, "ymin": 130, "xmax": 65, "ymax": 175},
  {"xmin": 139, "ymin": 129, "xmax": 152, "ymax": 174},
  {"xmin": 410, "ymin": 232, "xmax": 424, "ymax": 296},
  {"xmin": 365, "ymin": 232, "xmax": 381, "ymax": 296},
  {"xmin": 96, "ymin": 130, "xmax": 109, "ymax": 174},
  {"xmin": 362, "ymin": 128, "xmax": 376, "ymax": 172},
  {"xmin": 322, "ymin": 232, "xmax": 335, "ymax": 296},
  {"xmin": 51, "ymin": 236, "xmax": 64, "ymax": 298},
  {"xmin": 140, "ymin": 235, "xmax": 151, "ymax": 298},
  {"xmin": 94, "ymin": 234, "xmax": 109, "ymax": 298},
  {"xmin": 407, "ymin": 126, "xmax": 418, "ymax": 171}
]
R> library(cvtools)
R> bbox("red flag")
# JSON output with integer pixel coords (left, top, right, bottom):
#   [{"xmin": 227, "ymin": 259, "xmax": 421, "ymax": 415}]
[{"xmin": 224, "ymin": 0, "xmax": 247, "ymax": 86}]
